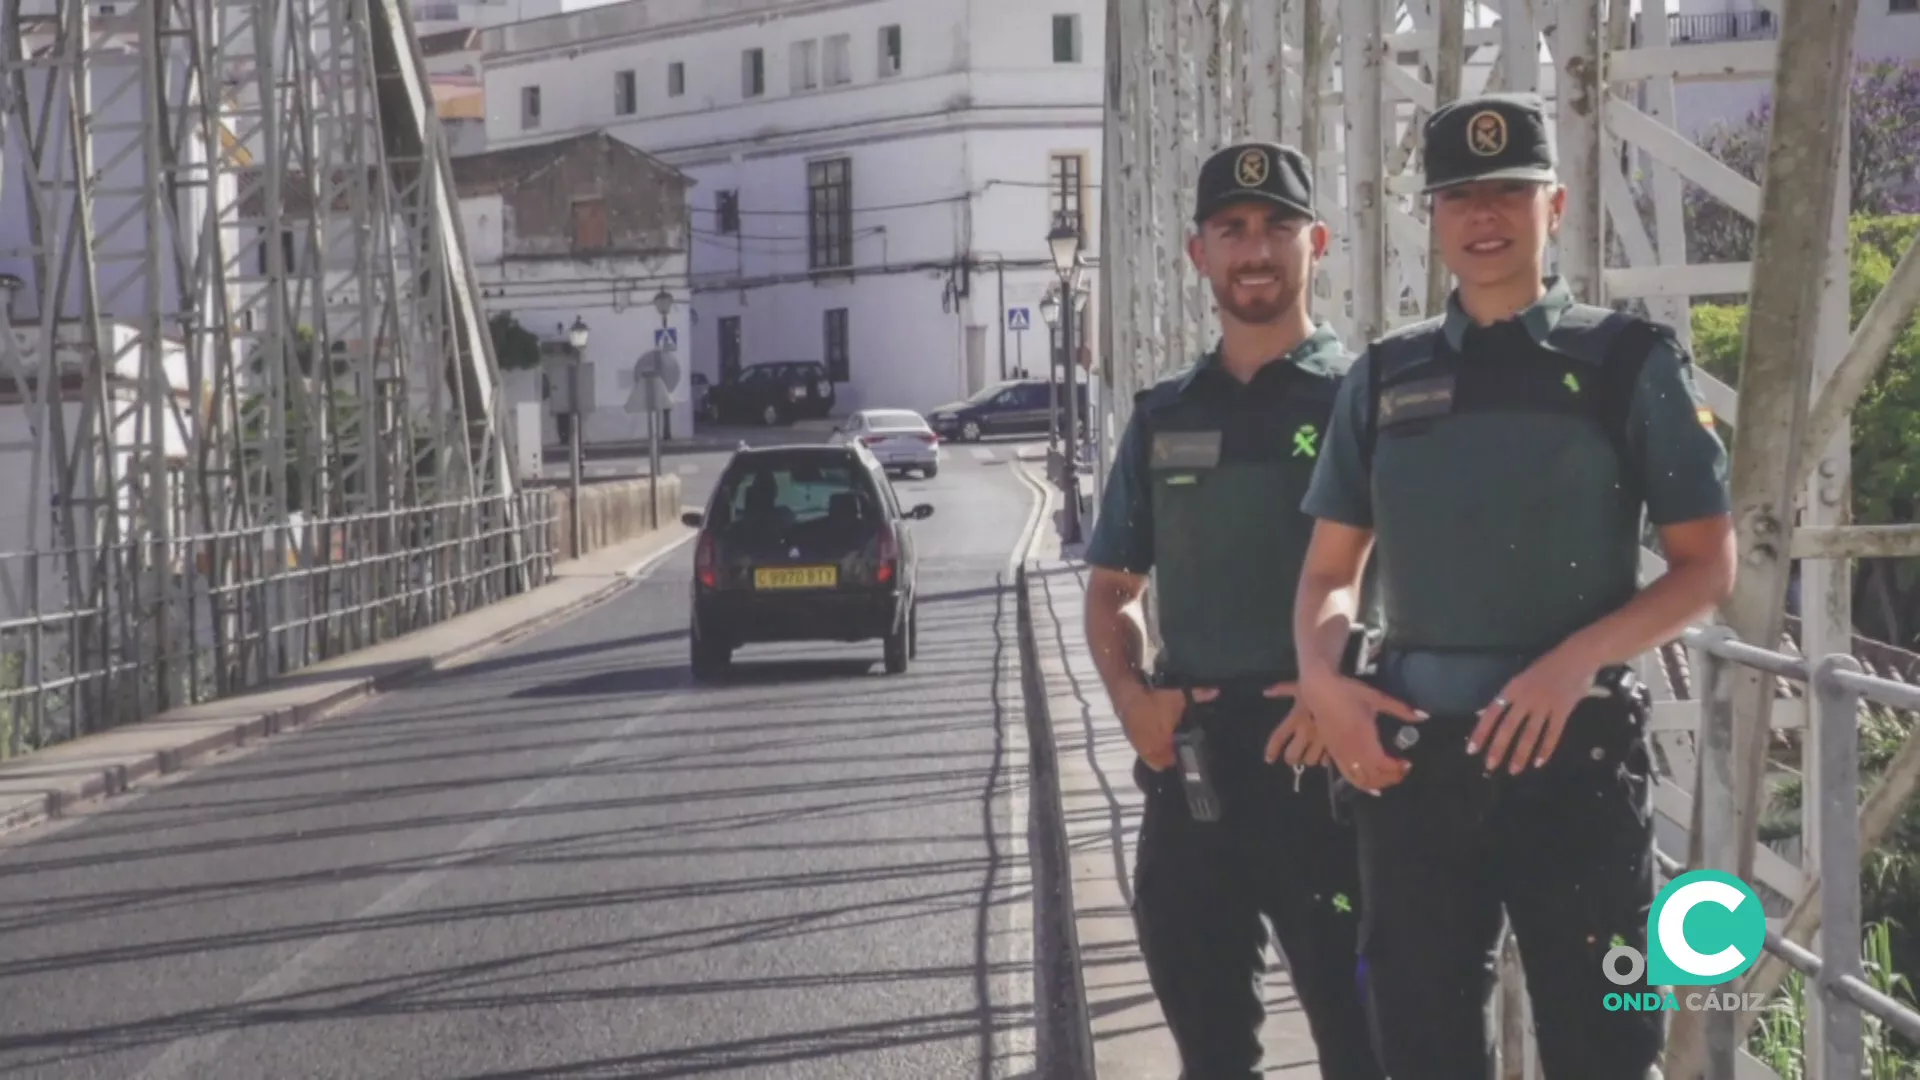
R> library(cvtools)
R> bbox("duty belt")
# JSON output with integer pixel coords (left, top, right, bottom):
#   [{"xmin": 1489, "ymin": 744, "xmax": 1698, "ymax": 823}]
[
  {"xmin": 1327, "ymin": 667, "xmax": 1652, "ymax": 824},
  {"xmin": 1372, "ymin": 664, "xmax": 1650, "ymax": 767},
  {"xmin": 1148, "ymin": 671, "xmax": 1297, "ymax": 701}
]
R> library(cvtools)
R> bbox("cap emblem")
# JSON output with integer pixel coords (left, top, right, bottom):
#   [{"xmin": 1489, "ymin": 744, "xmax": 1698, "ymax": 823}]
[
  {"xmin": 1467, "ymin": 110, "xmax": 1507, "ymax": 157},
  {"xmin": 1234, "ymin": 147, "xmax": 1269, "ymax": 187}
]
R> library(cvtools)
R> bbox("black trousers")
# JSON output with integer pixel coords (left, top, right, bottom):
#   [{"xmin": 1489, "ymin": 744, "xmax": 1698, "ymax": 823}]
[
  {"xmin": 1131, "ymin": 692, "xmax": 1382, "ymax": 1080},
  {"xmin": 1348, "ymin": 698, "xmax": 1665, "ymax": 1080}
]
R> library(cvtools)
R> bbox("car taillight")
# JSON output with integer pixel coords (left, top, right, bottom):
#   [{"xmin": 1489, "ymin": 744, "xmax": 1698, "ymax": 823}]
[
  {"xmin": 695, "ymin": 533, "xmax": 717, "ymax": 588},
  {"xmin": 859, "ymin": 435, "xmax": 885, "ymax": 446},
  {"xmin": 876, "ymin": 528, "xmax": 898, "ymax": 585},
  {"xmin": 917, "ymin": 432, "xmax": 937, "ymax": 444}
]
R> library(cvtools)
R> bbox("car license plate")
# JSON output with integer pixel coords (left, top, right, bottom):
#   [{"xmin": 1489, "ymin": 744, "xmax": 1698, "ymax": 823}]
[{"xmin": 754, "ymin": 565, "xmax": 837, "ymax": 589}]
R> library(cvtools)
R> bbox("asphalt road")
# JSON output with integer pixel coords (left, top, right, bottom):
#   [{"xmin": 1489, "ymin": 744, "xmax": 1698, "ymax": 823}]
[
  {"xmin": 0, "ymin": 447, "xmax": 1046, "ymax": 1079},
  {"xmin": 546, "ymin": 431, "xmax": 1046, "ymax": 515}
]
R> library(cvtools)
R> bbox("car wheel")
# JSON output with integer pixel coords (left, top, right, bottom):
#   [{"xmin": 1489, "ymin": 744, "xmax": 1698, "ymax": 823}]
[
  {"xmin": 961, "ymin": 420, "xmax": 982, "ymax": 442},
  {"xmin": 883, "ymin": 614, "xmax": 909, "ymax": 674},
  {"xmin": 922, "ymin": 463, "xmax": 938, "ymax": 478},
  {"xmin": 907, "ymin": 605, "xmax": 919, "ymax": 659}
]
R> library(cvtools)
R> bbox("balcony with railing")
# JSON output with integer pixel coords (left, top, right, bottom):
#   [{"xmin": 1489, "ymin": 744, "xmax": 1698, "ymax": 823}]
[{"xmin": 1656, "ymin": 8, "xmax": 1780, "ymax": 42}]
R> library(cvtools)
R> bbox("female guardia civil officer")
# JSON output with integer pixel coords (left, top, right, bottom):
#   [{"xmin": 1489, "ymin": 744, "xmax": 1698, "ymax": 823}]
[
  {"xmin": 1288, "ymin": 92, "xmax": 1738, "ymax": 1078},
  {"xmin": 1082, "ymin": 140, "xmax": 1381, "ymax": 1080}
]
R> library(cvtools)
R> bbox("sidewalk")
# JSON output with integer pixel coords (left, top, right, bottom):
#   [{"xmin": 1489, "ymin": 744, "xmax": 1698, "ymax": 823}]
[
  {"xmin": 1015, "ymin": 469, "xmax": 1320, "ymax": 1077},
  {"xmin": 0, "ymin": 523, "xmax": 695, "ymax": 839}
]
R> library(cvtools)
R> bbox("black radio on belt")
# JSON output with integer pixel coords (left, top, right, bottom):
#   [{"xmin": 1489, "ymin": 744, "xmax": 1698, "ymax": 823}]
[{"xmin": 1172, "ymin": 725, "xmax": 1222, "ymax": 823}]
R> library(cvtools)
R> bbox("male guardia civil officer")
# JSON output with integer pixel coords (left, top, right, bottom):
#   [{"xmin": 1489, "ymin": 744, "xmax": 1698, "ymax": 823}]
[
  {"xmin": 1288, "ymin": 92, "xmax": 1737, "ymax": 1078},
  {"xmin": 1082, "ymin": 140, "xmax": 1381, "ymax": 1080}
]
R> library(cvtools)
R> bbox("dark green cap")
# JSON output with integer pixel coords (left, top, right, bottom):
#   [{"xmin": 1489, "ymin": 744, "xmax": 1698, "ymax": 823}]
[
  {"xmin": 1193, "ymin": 141, "xmax": 1314, "ymax": 224},
  {"xmin": 1421, "ymin": 92, "xmax": 1557, "ymax": 193}
]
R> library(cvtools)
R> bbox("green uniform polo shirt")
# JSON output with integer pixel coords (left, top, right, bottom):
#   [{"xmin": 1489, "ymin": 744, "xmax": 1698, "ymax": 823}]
[
  {"xmin": 1300, "ymin": 278, "xmax": 1730, "ymax": 712},
  {"xmin": 1086, "ymin": 323, "xmax": 1355, "ymax": 682}
]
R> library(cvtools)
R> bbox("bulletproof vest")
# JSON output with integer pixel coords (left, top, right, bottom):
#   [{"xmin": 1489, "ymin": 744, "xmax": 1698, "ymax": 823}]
[
  {"xmin": 1358, "ymin": 307, "xmax": 1664, "ymax": 653},
  {"xmin": 1144, "ymin": 371, "xmax": 1340, "ymax": 681}
]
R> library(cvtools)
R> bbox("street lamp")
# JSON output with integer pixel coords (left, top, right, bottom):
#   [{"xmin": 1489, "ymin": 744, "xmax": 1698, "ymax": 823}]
[
  {"xmin": 1047, "ymin": 221, "xmax": 1081, "ymax": 281},
  {"xmin": 647, "ymin": 288, "xmax": 674, "ymax": 522},
  {"xmin": 1045, "ymin": 220, "xmax": 1084, "ymax": 544},
  {"xmin": 565, "ymin": 315, "xmax": 589, "ymax": 559},
  {"xmin": 1037, "ymin": 289, "xmax": 1062, "ymax": 451}
]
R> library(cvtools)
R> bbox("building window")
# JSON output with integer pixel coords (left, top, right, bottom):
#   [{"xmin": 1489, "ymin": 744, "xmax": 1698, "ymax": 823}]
[
  {"xmin": 257, "ymin": 227, "xmax": 296, "ymax": 275},
  {"xmin": 1052, "ymin": 14, "xmax": 1080, "ymax": 62},
  {"xmin": 823, "ymin": 308, "xmax": 849, "ymax": 382},
  {"xmin": 614, "ymin": 70, "xmax": 636, "ymax": 114},
  {"xmin": 742, "ymin": 47, "xmax": 765, "ymax": 97},
  {"xmin": 1895, "ymin": 0, "xmax": 1917, "ymax": 13},
  {"xmin": 571, "ymin": 198, "xmax": 608, "ymax": 251},
  {"xmin": 807, "ymin": 157, "xmax": 853, "ymax": 270},
  {"xmin": 878, "ymin": 24, "xmax": 902, "ymax": 76},
  {"xmin": 716, "ymin": 189, "xmax": 740, "ymax": 234},
  {"xmin": 791, "ymin": 39, "xmax": 819, "ymax": 92},
  {"xmin": 520, "ymin": 85, "xmax": 541, "ymax": 129},
  {"xmin": 824, "ymin": 33, "xmax": 852, "ymax": 85},
  {"xmin": 718, "ymin": 315, "xmax": 742, "ymax": 381},
  {"xmin": 668, "ymin": 61, "xmax": 685, "ymax": 97},
  {"xmin": 1049, "ymin": 152, "xmax": 1085, "ymax": 238}
]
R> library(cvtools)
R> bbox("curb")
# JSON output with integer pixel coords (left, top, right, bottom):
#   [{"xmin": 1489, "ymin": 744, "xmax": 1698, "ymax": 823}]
[
  {"xmin": 1008, "ymin": 461, "xmax": 1099, "ymax": 1079},
  {"xmin": 0, "ymin": 532, "xmax": 688, "ymax": 840}
]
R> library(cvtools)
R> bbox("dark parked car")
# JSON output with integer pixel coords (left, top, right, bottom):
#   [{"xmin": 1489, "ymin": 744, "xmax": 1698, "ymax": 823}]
[
  {"xmin": 683, "ymin": 442, "xmax": 933, "ymax": 678},
  {"xmin": 703, "ymin": 361, "xmax": 837, "ymax": 426},
  {"xmin": 925, "ymin": 378, "xmax": 1087, "ymax": 442}
]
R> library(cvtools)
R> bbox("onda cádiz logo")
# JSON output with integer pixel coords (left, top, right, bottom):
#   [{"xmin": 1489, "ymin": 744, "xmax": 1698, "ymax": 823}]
[{"xmin": 1601, "ymin": 870, "xmax": 1772, "ymax": 1013}]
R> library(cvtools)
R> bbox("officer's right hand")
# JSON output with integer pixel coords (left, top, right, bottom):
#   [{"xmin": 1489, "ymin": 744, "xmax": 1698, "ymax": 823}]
[
  {"xmin": 1118, "ymin": 685, "xmax": 1216, "ymax": 771},
  {"xmin": 1298, "ymin": 671, "xmax": 1425, "ymax": 794}
]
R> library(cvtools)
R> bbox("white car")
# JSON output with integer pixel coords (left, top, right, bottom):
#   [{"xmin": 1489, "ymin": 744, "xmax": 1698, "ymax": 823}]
[{"xmin": 832, "ymin": 409, "xmax": 940, "ymax": 478}]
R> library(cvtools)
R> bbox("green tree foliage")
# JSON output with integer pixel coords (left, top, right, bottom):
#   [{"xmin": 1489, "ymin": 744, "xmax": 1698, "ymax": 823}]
[
  {"xmin": 1687, "ymin": 214, "xmax": 1920, "ymax": 648},
  {"xmin": 489, "ymin": 311, "xmax": 542, "ymax": 370}
]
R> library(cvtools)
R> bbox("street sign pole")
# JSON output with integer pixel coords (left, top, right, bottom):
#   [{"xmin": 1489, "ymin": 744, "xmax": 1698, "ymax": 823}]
[{"xmin": 630, "ymin": 347, "xmax": 681, "ymax": 531}]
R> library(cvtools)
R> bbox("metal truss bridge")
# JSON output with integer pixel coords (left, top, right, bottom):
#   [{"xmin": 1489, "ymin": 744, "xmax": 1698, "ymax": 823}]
[{"xmin": 0, "ymin": 0, "xmax": 547, "ymax": 763}]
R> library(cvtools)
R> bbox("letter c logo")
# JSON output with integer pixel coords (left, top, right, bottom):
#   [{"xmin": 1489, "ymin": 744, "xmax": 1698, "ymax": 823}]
[{"xmin": 1646, "ymin": 871, "xmax": 1767, "ymax": 987}]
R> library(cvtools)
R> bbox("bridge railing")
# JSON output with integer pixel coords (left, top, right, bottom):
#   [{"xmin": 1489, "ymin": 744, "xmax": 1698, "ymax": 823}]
[
  {"xmin": 1495, "ymin": 626, "xmax": 1920, "ymax": 1080},
  {"xmin": 0, "ymin": 489, "xmax": 558, "ymax": 759}
]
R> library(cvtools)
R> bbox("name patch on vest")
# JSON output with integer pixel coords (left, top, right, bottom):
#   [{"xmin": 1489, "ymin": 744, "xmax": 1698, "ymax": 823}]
[
  {"xmin": 1378, "ymin": 376, "xmax": 1457, "ymax": 426},
  {"xmin": 1150, "ymin": 430, "xmax": 1223, "ymax": 469}
]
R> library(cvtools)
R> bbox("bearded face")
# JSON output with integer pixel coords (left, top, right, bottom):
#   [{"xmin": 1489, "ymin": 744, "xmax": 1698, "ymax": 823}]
[{"xmin": 1187, "ymin": 203, "xmax": 1323, "ymax": 325}]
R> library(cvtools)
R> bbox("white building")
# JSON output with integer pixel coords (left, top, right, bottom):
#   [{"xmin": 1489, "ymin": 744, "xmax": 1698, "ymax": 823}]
[
  {"xmin": 476, "ymin": 0, "xmax": 1105, "ymax": 417},
  {"xmin": 453, "ymin": 131, "xmax": 698, "ymax": 444},
  {"xmin": 1658, "ymin": 0, "xmax": 1920, "ymax": 135}
]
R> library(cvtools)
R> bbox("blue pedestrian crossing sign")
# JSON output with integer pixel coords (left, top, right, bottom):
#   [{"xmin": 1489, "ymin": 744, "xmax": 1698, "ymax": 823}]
[
  {"xmin": 655, "ymin": 327, "xmax": 678, "ymax": 350},
  {"xmin": 1007, "ymin": 307, "xmax": 1031, "ymax": 331}
]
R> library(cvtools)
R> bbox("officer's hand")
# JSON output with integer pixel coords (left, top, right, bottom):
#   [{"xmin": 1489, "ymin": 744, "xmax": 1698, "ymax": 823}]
[
  {"xmin": 1299, "ymin": 671, "xmax": 1426, "ymax": 794},
  {"xmin": 1263, "ymin": 699, "xmax": 1327, "ymax": 768},
  {"xmin": 1470, "ymin": 649, "xmax": 1598, "ymax": 774},
  {"xmin": 1119, "ymin": 685, "xmax": 1217, "ymax": 771}
]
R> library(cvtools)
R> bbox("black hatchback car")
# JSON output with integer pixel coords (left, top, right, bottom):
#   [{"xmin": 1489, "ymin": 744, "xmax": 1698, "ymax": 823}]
[
  {"xmin": 682, "ymin": 442, "xmax": 933, "ymax": 679},
  {"xmin": 702, "ymin": 361, "xmax": 837, "ymax": 426}
]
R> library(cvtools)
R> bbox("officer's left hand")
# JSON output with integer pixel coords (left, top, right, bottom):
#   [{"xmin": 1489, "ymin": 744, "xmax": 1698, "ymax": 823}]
[
  {"xmin": 1260, "ymin": 683, "xmax": 1326, "ymax": 767},
  {"xmin": 1469, "ymin": 650, "xmax": 1597, "ymax": 774}
]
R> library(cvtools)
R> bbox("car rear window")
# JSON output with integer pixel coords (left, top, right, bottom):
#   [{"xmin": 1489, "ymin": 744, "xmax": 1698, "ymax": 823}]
[
  {"xmin": 712, "ymin": 460, "xmax": 879, "ymax": 527},
  {"xmin": 865, "ymin": 411, "xmax": 923, "ymax": 429}
]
